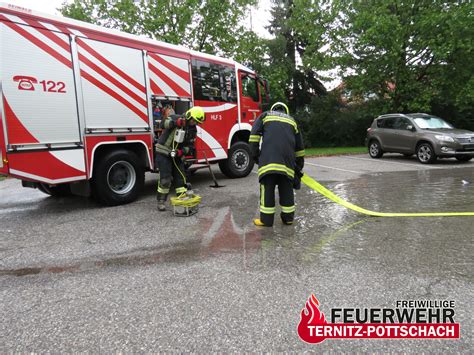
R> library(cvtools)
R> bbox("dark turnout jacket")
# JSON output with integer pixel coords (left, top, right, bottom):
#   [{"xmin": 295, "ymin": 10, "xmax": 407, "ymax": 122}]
[
  {"xmin": 155, "ymin": 114, "xmax": 197, "ymax": 157},
  {"xmin": 249, "ymin": 110, "xmax": 305, "ymax": 182}
]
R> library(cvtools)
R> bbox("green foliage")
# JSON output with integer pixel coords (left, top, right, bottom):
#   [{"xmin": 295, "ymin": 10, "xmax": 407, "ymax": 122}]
[
  {"xmin": 59, "ymin": 0, "xmax": 473, "ymax": 144},
  {"xmin": 189, "ymin": 0, "xmax": 255, "ymax": 55},
  {"xmin": 297, "ymin": 94, "xmax": 380, "ymax": 147},
  {"xmin": 59, "ymin": 0, "xmax": 257, "ymax": 56},
  {"xmin": 233, "ymin": 31, "xmax": 268, "ymax": 72},
  {"xmin": 263, "ymin": 0, "xmax": 327, "ymax": 111},
  {"xmin": 289, "ymin": 0, "xmax": 473, "ymax": 145},
  {"xmin": 325, "ymin": 0, "xmax": 474, "ymax": 113}
]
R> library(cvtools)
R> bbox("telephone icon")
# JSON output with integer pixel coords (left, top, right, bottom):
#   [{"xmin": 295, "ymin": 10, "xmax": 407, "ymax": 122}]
[{"xmin": 13, "ymin": 75, "xmax": 38, "ymax": 91}]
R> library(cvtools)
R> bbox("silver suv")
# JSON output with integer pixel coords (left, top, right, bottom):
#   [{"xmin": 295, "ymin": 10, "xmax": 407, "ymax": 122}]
[{"xmin": 366, "ymin": 113, "xmax": 474, "ymax": 164}]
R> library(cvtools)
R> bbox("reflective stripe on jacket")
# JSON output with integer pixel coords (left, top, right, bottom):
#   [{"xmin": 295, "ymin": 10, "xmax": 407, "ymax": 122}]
[{"xmin": 250, "ymin": 110, "xmax": 305, "ymax": 181}]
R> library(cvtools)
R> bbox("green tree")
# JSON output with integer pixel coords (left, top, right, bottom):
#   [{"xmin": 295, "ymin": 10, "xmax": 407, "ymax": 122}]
[
  {"xmin": 323, "ymin": 0, "xmax": 474, "ymax": 113},
  {"xmin": 59, "ymin": 0, "xmax": 257, "ymax": 57},
  {"xmin": 265, "ymin": 0, "xmax": 327, "ymax": 110}
]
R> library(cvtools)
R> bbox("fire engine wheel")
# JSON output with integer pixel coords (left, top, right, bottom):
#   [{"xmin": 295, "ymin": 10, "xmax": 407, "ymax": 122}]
[
  {"xmin": 218, "ymin": 141, "xmax": 254, "ymax": 178},
  {"xmin": 92, "ymin": 149, "xmax": 144, "ymax": 206},
  {"xmin": 38, "ymin": 183, "xmax": 72, "ymax": 197}
]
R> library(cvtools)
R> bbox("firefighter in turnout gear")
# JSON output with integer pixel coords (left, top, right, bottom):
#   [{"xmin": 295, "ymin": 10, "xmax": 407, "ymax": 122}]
[
  {"xmin": 249, "ymin": 102, "xmax": 305, "ymax": 226},
  {"xmin": 155, "ymin": 106, "xmax": 205, "ymax": 211}
]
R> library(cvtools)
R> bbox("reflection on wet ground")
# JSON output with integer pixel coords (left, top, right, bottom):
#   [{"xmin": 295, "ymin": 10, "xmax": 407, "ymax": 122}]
[
  {"xmin": 1, "ymin": 167, "xmax": 472, "ymax": 280},
  {"xmin": 0, "ymin": 207, "xmax": 264, "ymax": 276}
]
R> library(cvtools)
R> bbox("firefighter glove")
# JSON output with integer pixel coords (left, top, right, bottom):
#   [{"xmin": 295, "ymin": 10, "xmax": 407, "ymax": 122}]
[
  {"xmin": 293, "ymin": 176, "xmax": 301, "ymax": 190},
  {"xmin": 293, "ymin": 169, "xmax": 303, "ymax": 190}
]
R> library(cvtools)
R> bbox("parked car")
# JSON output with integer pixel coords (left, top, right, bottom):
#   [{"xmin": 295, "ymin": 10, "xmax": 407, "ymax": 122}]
[{"xmin": 366, "ymin": 113, "xmax": 474, "ymax": 164}]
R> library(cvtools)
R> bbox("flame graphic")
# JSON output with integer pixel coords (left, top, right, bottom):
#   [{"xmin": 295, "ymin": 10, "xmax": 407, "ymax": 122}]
[{"xmin": 297, "ymin": 294, "xmax": 327, "ymax": 343}]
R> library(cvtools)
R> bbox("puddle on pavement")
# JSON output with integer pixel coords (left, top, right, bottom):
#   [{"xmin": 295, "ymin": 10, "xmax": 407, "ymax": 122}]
[{"xmin": 1, "ymin": 168, "xmax": 473, "ymax": 277}]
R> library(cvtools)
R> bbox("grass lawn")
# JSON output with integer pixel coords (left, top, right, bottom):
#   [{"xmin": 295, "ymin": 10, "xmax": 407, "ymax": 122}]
[{"xmin": 305, "ymin": 146, "xmax": 367, "ymax": 157}]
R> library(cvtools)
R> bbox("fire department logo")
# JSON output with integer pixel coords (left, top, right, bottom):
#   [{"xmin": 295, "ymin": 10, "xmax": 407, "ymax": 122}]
[
  {"xmin": 298, "ymin": 294, "xmax": 327, "ymax": 343},
  {"xmin": 297, "ymin": 293, "xmax": 461, "ymax": 344}
]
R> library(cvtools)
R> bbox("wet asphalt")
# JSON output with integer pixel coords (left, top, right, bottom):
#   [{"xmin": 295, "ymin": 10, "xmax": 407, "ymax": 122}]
[{"xmin": 1, "ymin": 153, "xmax": 473, "ymax": 352}]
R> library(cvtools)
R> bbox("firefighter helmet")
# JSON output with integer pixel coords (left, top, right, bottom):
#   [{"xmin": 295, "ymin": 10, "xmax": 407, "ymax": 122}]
[
  {"xmin": 186, "ymin": 106, "xmax": 205, "ymax": 124},
  {"xmin": 270, "ymin": 102, "xmax": 289, "ymax": 115}
]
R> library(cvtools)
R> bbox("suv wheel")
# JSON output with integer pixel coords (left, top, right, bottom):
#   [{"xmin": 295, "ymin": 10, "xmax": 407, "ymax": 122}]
[
  {"xmin": 416, "ymin": 143, "xmax": 437, "ymax": 164},
  {"xmin": 368, "ymin": 140, "xmax": 383, "ymax": 158}
]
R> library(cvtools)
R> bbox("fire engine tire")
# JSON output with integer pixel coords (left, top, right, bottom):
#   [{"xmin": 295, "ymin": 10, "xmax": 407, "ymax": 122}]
[
  {"xmin": 218, "ymin": 141, "xmax": 254, "ymax": 178},
  {"xmin": 38, "ymin": 183, "xmax": 72, "ymax": 197},
  {"xmin": 92, "ymin": 149, "xmax": 145, "ymax": 206}
]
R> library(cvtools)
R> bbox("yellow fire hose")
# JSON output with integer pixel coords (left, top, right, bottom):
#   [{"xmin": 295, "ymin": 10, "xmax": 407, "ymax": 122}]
[
  {"xmin": 301, "ymin": 174, "xmax": 474, "ymax": 217},
  {"xmin": 170, "ymin": 193, "xmax": 201, "ymax": 207}
]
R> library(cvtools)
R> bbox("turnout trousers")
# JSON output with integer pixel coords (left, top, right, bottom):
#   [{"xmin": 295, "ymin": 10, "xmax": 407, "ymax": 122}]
[
  {"xmin": 259, "ymin": 174, "xmax": 295, "ymax": 226},
  {"xmin": 156, "ymin": 153, "xmax": 187, "ymax": 201}
]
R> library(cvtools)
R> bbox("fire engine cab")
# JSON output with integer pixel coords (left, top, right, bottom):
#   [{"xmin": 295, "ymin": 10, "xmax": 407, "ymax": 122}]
[{"xmin": 0, "ymin": 2, "xmax": 269, "ymax": 205}]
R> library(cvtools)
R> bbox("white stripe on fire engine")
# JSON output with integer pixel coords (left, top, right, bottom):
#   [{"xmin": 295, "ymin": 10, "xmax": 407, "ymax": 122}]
[
  {"xmin": 148, "ymin": 70, "xmax": 178, "ymax": 97},
  {"xmin": 2, "ymin": 13, "xmax": 27, "ymax": 25},
  {"xmin": 3, "ymin": 14, "xmax": 71, "ymax": 60},
  {"xmin": 159, "ymin": 54, "xmax": 190, "ymax": 73},
  {"xmin": 197, "ymin": 127, "xmax": 227, "ymax": 160},
  {"xmin": 202, "ymin": 104, "xmax": 237, "ymax": 113},
  {"xmin": 148, "ymin": 56, "xmax": 191, "ymax": 94},
  {"xmin": 79, "ymin": 60, "xmax": 147, "ymax": 115},
  {"xmin": 38, "ymin": 22, "xmax": 88, "ymax": 38},
  {"xmin": 9, "ymin": 169, "xmax": 86, "ymax": 184},
  {"xmin": 79, "ymin": 47, "xmax": 147, "ymax": 107},
  {"xmin": 76, "ymin": 38, "xmax": 145, "ymax": 93},
  {"xmin": 69, "ymin": 28, "xmax": 88, "ymax": 37},
  {"xmin": 39, "ymin": 21, "xmax": 66, "ymax": 34},
  {"xmin": 50, "ymin": 150, "xmax": 86, "ymax": 173},
  {"xmin": 1, "ymin": 19, "xmax": 72, "ymax": 74}
]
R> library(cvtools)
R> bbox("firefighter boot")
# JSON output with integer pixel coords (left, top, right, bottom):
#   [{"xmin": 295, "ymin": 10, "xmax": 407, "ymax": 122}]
[
  {"xmin": 157, "ymin": 193, "xmax": 168, "ymax": 211},
  {"xmin": 253, "ymin": 218, "xmax": 270, "ymax": 227}
]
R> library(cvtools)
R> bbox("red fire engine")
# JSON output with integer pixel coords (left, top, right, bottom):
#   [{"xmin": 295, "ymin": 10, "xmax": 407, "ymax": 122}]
[{"xmin": 0, "ymin": 2, "xmax": 269, "ymax": 205}]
